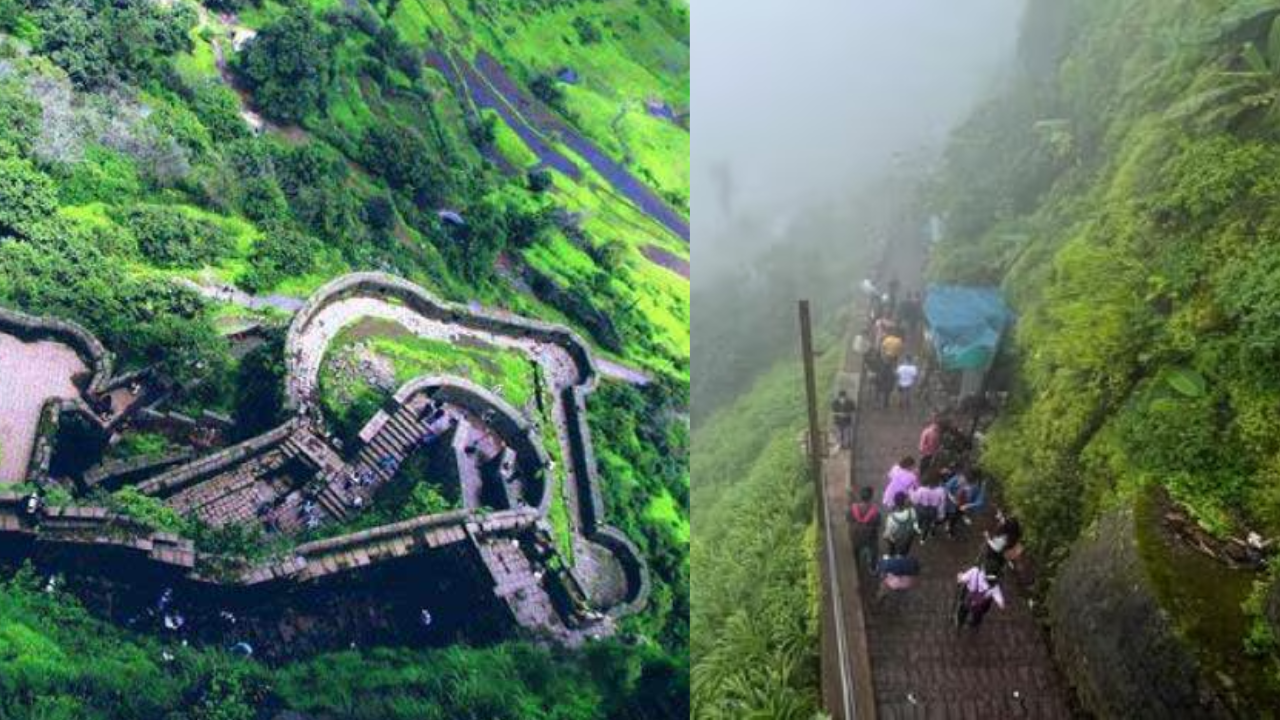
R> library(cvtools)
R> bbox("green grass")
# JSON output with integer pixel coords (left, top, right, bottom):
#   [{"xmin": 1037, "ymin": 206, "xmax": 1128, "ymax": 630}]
[
  {"xmin": 645, "ymin": 489, "xmax": 688, "ymax": 543},
  {"xmin": 359, "ymin": 332, "xmax": 537, "ymax": 411},
  {"xmin": 487, "ymin": 109, "xmax": 540, "ymax": 168},
  {"xmin": 173, "ymin": 15, "xmax": 220, "ymax": 82}
]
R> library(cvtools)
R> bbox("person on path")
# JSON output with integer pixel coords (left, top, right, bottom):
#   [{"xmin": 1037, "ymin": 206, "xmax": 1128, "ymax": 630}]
[
  {"xmin": 883, "ymin": 491, "xmax": 920, "ymax": 557},
  {"xmin": 943, "ymin": 465, "xmax": 986, "ymax": 537},
  {"xmin": 875, "ymin": 553, "xmax": 920, "ymax": 603},
  {"xmin": 831, "ymin": 390, "xmax": 856, "ymax": 449},
  {"xmin": 888, "ymin": 277, "xmax": 901, "ymax": 316},
  {"xmin": 918, "ymin": 414, "xmax": 943, "ymax": 479},
  {"xmin": 848, "ymin": 486, "xmax": 881, "ymax": 574},
  {"xmin": 954, "ymin": 555, "xmax": 1007, "ymax": 630},
  {"xmin": 981, "ymin": 512, "xmax": 1024, "ymax": 576},
  {"xmin": 895, "ymin": 356, "xmax": 919, "ymax": 410},
  {"xmin": 882, "ymin": 456, "xmax": 919, "ymax": 507},
  {"xmin": 874, "ymin": 354, "xmax": 896, "ymax": 410},
  {"xmin": 861, "ymin": 277, "xmax": 879, "ymax": 300},
  {"xmin": 880, "ymin": 332, "xmax": 904, "ymax": 364},
  {"xmin": 910, "ymin": 479, "xmax": 947, "ymax": 543},
  {"xmin": 874, "ymin": 315, "xmax": 897, "ymax": 349},
  {"xmin": 899, "ymin": 291, "xmax": 923, "ymax": 340},
  {"xmin": 852, "ymin": 332, "xmax": 871, "ymax": 371}
]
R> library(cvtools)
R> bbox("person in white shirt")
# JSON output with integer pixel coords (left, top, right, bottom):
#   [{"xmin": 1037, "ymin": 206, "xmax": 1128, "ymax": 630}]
[{"xmin": 895, "ymin": 356, "xmax": 919, "ymax": 410}]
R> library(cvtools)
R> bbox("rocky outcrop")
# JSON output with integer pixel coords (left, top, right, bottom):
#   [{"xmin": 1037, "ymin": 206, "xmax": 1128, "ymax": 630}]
[{"xmin": 1048, "ymin": 507, "xmax": 1232, "ymax": 719}]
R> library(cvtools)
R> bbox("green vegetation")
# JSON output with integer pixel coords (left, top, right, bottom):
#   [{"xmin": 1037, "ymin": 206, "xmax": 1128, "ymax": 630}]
[
  {"xmin": 929, "ymin": 0, "xmax": 1280, "ymax": 705},
  {"xmin": 589, "ymin": 379, "xmax": 689, "ymax": 649},
  {"xmin": 690, "ymin": 332, "xmax": 840, "ymax": 718},
  {"xmin": 0, "ymin": 566, "xmax": 683, "ymax": 720},
  {"xmin": 0, "ymin": 0, "xmax": 686, "ymax": 714}
]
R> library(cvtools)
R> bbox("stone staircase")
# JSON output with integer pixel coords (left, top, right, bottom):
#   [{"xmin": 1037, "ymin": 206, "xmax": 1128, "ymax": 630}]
[{"xmin": 352, "ymin": 394, "xmax": 433, "ymax": 485}]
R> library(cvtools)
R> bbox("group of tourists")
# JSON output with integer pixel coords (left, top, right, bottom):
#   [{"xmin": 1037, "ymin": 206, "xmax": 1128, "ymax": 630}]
[
  {"xmin": 858, "ymin": 276, "xmax": 924, "ymax": 411},
  {"xmin": 845, "ymin": 412, "xmax": 1025, "ymax": 632}
]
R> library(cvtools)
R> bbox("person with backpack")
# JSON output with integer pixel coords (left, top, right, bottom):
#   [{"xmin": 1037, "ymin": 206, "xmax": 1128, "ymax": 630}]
[
  {"xmin": 848, "ymin": 486, "xmax": 881, "ymax": 574},
  {"xmin": 882, "ymin": 491, "xmax": 920, "ymax": 557},
  {"xmin": 874, "ymin": 552, "xmax": 920, "ymax": 604},
  {"xmin": 831, "ymin": 389, "xmax": 856, "ymax": 449},
  {"xmin": 954, "ymin": 555, "xmax": 1007, "ymax": 630},
  {"xmin": 942, "ymin": 465, "xmax": 986, "ymax": 537},
  {"xmin": 910, "ymin": 479, "xmax": 947, "ymax": 544}
]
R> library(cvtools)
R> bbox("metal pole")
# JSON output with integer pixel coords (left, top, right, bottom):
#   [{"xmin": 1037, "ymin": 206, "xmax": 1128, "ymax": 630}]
[{"xmin": 799, "ymin": 300, "xmax": 823, "ymax": 496}]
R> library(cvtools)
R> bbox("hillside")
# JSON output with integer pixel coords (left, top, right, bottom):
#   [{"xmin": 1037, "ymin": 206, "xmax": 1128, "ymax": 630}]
[
  {"xmin": 0, "ymin": 0, "xmax": 688, "ymax": 716},
  {"xmin": 931, "ymin": 0, "xmax": 1280, "ymax": 712}
]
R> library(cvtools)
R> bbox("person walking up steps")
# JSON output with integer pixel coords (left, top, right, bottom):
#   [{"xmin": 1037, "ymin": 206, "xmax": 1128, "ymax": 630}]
[
  {"xmin": 872, "ymin": 352, "xmax": 897, "ymax": 410},
  {"xmin": 882, "ymin": 456, "xmax": 919, "ymax": 508},
  {"xmin": 831, "ymin": 389, "xmax": 856, "ymax": 449},
  {"xmin": 943, "ymin": 463, "xmax": 986, "ymax": 538},
  {"xmin": 954, "ymin": 555, "xmax": 1007, "ymax": 631},
  {"xmin": 848, "ymin": 486, "xmax": 881, "ymax": 575},
  {"xmin": 895, "ymin": 355, "xmax": 919, "ymax": 411},
  {"xmin": 883, "ymin": 491, "xmax": 920, "ymax": 557},
  {"xmin": 910, "ymin": 478, "xmax": 947, "ymax": 543},
  {"xmin": 918, "ymin": 413, "xmax": 943, "ymax": 480}
]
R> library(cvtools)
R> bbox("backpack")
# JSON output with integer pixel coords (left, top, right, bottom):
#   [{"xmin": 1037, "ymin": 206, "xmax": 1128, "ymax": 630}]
[
  {"xmin": 885, "ymin": 508, "xmax": 917, "ymax": 545},
  {"xmin": 850, "ymin": 502, "xmax": 879, "ymax": 526}
]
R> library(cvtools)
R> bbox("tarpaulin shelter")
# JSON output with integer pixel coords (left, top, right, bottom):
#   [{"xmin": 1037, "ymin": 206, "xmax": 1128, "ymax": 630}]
[{"xmin": 922, "ymin": 285, "xmax": 1012, "ymax": 397}]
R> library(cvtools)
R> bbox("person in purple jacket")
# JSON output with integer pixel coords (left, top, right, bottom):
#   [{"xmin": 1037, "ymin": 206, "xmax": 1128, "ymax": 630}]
[{"xmin": 882, "ymin": 456, "xmax": 919, "ymax": 508}]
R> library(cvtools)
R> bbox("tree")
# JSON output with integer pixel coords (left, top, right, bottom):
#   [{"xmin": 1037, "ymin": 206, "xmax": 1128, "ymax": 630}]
[
  {"xmin": 237, "ymin": 8, "xmax": 332, "ymax": 123},
  {"xmin": 0, "ymin": 157, "xmax": 57, "ymax": 241},
  {"xmin": 122, "ymin": 205, "xmax": 232, "ymax": 268}
]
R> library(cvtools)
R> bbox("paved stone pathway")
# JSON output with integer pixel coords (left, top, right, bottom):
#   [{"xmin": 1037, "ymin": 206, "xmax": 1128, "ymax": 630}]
[
  {"xmin": 854, "ymin": 397, "xmax": 1074, "ymax": 719},
  {"xmin": 0, "ymin": 333, "xmax": 87, "ymax": 483},
  {"xmin": 844, "ymin": 234, "xmax": 1076, "ymax": 718}
]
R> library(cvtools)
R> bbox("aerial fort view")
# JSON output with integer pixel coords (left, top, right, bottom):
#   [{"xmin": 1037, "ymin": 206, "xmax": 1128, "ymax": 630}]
[{"xmin": 0, "ymin": 0, "xmax": 687, "ymax": 717}]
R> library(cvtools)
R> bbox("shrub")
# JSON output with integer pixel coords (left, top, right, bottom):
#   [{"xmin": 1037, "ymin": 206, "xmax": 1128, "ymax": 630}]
[{"xmin": 122, "ymin": 205, "xmax": 232, "ymax": 268}]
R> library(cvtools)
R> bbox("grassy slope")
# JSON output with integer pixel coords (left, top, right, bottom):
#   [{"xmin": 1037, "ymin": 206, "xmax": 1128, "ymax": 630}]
[{"xmin": 690, "ymin": 330, "xmax": 841, "ymax": 718}]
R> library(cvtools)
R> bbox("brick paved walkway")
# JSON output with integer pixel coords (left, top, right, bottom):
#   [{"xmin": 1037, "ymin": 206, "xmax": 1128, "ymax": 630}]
[
  {"xmin": 854, "ymin": 398, "xmax": 1075, "ymax": 718},
  {"xmin": 846, "ymin": 236, "xmax": 1077, "ymax": 719}
]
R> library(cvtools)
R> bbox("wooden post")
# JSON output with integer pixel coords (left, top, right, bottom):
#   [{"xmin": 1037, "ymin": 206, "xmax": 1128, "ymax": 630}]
[{"xmin": 799, "ymin": 300, "xmax": 823, "ymax": 498}]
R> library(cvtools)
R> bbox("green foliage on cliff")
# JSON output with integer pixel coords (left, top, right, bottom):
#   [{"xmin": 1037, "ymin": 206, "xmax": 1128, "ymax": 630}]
[
  {"xmin": 933, "ymin": 0, "xmax": 1280, "ymax": 703},
  {"xmin": 690, "ymin": 334, "xmax": 840, "ymax": 719}
]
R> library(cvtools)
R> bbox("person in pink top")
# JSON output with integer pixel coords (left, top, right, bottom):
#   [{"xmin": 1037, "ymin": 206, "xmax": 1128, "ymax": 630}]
[
  {"xmin": 882, "ymin": 456, "xmax": 919, "ymax": 508},
  {"xmin": 909, "ymin": 480, "xmax": 947, "ymax": 543},
  {"xmin": 918, "ymin": 414, "xmax": 943, "ymax": 479}
]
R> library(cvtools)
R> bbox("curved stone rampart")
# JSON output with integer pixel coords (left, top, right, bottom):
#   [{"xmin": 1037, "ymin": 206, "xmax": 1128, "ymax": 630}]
[
  {"xmin": 2, "ymin": 273, "xmax": 650, "ymax": 629},
  {"xmin": 0, "ymin": 307, "xmax": 116, "ymax": 482},
  {"xmin": 0, "ymin": 307, "xmax": 113, "ymax": 397},
  {"xmin": 592, "ymin": 525, "xmax": 651, "ymax": 615},
  {"xmin": 283, "ymin": 272, "xmax": 598, "ymax": 412}
]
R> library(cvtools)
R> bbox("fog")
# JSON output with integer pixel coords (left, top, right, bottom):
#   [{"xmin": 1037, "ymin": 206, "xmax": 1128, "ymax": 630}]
[{"xmin": 693, "ymin": 0, "xmax": 1026, "ymax": 277}]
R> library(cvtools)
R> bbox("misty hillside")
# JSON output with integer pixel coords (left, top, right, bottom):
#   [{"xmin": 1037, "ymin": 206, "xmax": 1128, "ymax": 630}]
[
  {"xmin": 694, "ymin": 0, "xmax": 1280, "ymax": 716},
  {"xmin": 935, "ymin": 0, "xmax": 1280, "ymax": 712}
]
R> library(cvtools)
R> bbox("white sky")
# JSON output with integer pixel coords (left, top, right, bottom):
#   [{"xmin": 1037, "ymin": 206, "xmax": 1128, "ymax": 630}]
[{"xmin": 692, "ymin": 0, "xmax": 1026, "ymax": 256}]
